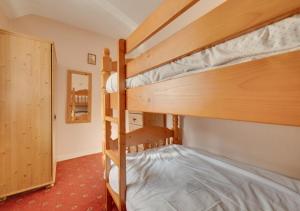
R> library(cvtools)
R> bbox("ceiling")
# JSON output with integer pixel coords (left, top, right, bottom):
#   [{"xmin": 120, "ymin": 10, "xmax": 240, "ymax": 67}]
[{"xmin": 0, "ymin": 0, "xmax": 162, "ymax": 38}]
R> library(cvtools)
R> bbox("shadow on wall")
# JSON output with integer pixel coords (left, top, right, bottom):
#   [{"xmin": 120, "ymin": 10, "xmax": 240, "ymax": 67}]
[{"xmin": 182, "ymin": 116, "xmax": 300, "ymax": 175}]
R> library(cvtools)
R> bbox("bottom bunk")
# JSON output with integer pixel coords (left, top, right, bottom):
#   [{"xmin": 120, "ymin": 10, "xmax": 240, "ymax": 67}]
[{"xmin": 108, "ymin": 145, "xmax": 300, "ymax": 211}]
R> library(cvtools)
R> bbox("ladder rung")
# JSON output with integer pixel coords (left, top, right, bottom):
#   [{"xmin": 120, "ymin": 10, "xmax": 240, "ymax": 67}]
[
  {"xmin": 105, "ymin": 150, "xmax": 120, "ymax": 166},
  {"xmin": 105, "ymin": 116, "xmax": 118, "ymax": 123},
  {"xmin": 106, "ymin": 182, "xmax": 120, "ymax": 210}
]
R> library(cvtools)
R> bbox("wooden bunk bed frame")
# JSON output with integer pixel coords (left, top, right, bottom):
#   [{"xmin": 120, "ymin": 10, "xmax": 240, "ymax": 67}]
[
  {"xmin": 69, "ymin": 89, "xmax": 89, "ymax": 121},
  {"xmin": 101, "ymin": 0, "xmax": 300, "ymax": 210},
  {"xmin": 71, "ymin": 89, "xmax": 89, "ymax": 106}
]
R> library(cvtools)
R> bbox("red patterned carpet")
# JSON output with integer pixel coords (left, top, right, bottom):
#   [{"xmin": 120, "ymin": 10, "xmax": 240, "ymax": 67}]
[{"xmin": 0, "ymin": 153, "xmax": 107, "ymax": 211}]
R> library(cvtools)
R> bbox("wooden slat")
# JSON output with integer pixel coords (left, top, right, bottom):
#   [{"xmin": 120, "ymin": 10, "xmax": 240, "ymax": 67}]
[
  {"xmin": 110, "ymin": 93, "xmax": 118, "ymax": 109},
  {"xmin": 105, "ymin": 116, "xmax": 118, "ymax": 123},
  {"xmin": 126, "ymin": 126, "xmax": 173, "ymax": 147},
  {"xmin": 127, "ymin": 50, "xmax": 300, "ymax": 127},
  {"xmin": 112, "ymin": 61, "xmax": 118, "ymax": 72},
  {"xmin": 105, "ymin": 150, "xmax": 120, "ymax": 166},
  {"xmin": 172, "ymin": 115, "xmax": 181, "ymax": 144},
  {"xmin": 108, "ymin": 61, "xmax": 132, "ymax": 110},
  {"xmin": 101, "ymin": 48, "xmax": 114, "ymax": 211},
  {"xmin": 126, "ymin": 0, "xmax": 199, "ymax": 53},
  {"xmin": 105, "ymin": 186, "xmax": 113, "ymax": 211},
  {"xmin": 106, "ymin": 182, "xmax": 120, "ymax": 210},
  {"xmin": 107, "ymin": 138, "xmax": 118, "ymax": 151},
  {"xmin": 117, "ymin": 39, "xmax": 127, "ymax": 211},
  {"xmin": 127, "ymin": 0, "xmax": 300, "ymax": 77}
]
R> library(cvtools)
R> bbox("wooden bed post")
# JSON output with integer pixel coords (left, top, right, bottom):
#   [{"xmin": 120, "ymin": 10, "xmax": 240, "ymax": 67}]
[
  {"xmin": 102, "ymin": 43, "xmax": 128, "ymax": 211},
  {"xmin": 101, "ymin": 48, "xmax": 113, "ymax": 210},
  {"xmin": 101, "ymin": 48, "xmax": 113, "ymax": 158},
  {"xmin": 118, "ymin": 39, "xmax": 127, "ymax": 211},
  {"xmin": 172, "ymin": 115, "xmax": 181, "ymax": 144}
]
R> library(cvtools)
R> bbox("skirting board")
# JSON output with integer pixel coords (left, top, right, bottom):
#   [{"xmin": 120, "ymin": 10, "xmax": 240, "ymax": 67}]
[{"xmin": 56, "ymin": 148, "xmax": 102, "ymax": 161}]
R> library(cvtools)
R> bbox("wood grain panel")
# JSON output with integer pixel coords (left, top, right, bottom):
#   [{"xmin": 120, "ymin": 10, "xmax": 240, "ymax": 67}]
[
  {"xmin": 117, "ymin": 39, "xmax": 126, "ymax": 211},
  {"xmin": 144, "ymin": 113, "xmax": 165, "ymax": 127},
  {"xmin": 0, "ymin": 31, "xmax": 53, "ymax": 197},
  {"xmin": 127, "ymin": 0, "xmax": 300, "ymax": 77},
  {"xmin": 106, "ymin": 182, "xmax": 120, "ymax": 210},
  {"xmin": 128, "ymin": 124, "xmax": 142, "ymax": 132},
  {"xmin": 126, "ymin": 0, "xmax": 199, "ymax": 53},
  {"xmin": 128, "ymin": 113, "xmax": 143, "ymax": 126},
  {"xmin": 112, "ymin": 61, "xmax": 117, "ymax": 72},
  {"xmin": 126, "ymin": 126, "xmax": 173, "ymax": 147},
  {"xmin": 172, "ymin": 115, "xmax": 180, "ymax": 144},
  {"xmin": 127, "ymin": 50, "xmax": 300, "ymax": 127},
  {"xmin": 110, "ymin": 93, "xmax": 118, "ymax": 109},
  {"xmin": 101, "ymin": 49, "xmax": 114, "ymax": 211},
  {"xmin": 51, "ymin": 44, "xmax": 57, "ymax": 184},
  {"xmin": 101, "ymin": 49, "xmax": 113, "ymax": 159}
]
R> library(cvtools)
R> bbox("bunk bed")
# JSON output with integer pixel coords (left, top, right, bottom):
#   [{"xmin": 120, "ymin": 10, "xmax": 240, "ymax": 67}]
[
  {"xmin": 70, "ymin": 88, "xmax": 89, "ymax": 121},
  {"xmin": 100, "ymin": 0, "xmax": 300, "ymax": 210}
]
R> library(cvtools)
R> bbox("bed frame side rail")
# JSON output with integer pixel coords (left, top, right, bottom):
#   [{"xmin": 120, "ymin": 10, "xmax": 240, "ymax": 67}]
[
  {"xmin": 127, "ymin": 50, "xmax": 300, "ymax": 127},
  {"xmin": 127, "ymin": 0, "xmax": 300, "ymax": 78},
  {"xmin": 126, "ymin": 0, "xmax": 200, "ymax": 53}
]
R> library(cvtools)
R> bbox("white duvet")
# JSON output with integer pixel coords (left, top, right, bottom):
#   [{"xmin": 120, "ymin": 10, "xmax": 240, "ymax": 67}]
[
  {"xmin": 109, "ymin": 145, "xmax": 300, "ymax": 211},
  {"xmin": 106, "ymin": 14, "xmax": 300, "ymax": 93}
]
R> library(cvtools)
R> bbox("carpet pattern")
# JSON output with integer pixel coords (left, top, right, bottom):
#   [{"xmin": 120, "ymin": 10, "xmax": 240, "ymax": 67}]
[{"xmin": 0, "ymin": 153, "xmax": 107, "ymax": 211}]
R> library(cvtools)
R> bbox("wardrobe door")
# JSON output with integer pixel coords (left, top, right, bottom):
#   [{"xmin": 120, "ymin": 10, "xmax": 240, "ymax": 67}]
[{"xmin": 0, "ymin": 32, "xmax": 53, "ymax": 197}]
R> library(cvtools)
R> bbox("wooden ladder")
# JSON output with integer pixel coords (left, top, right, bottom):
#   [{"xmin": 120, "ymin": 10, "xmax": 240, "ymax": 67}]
[
  {"xmin": 101, "ymin": 42, "xmax": 181, "ymax": 211},
  {"xmin": 102, "ymin": 40, "xmax": 127, "ymax": 211}
]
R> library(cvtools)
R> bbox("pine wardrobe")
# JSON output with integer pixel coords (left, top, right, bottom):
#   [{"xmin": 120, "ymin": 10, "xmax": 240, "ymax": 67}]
[{"xmin": 0, "ymin": 29, "xmax": 56, "ymax": 199}]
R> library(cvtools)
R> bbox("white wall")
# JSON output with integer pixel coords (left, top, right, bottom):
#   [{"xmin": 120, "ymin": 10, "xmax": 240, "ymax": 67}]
[
  {"xmin": 183, "ymin": 116, "xmax": 300, "ymax": 154},
  {"xmin": 5, "ymin": 15, "xmax": 116, "ymax": 161}
]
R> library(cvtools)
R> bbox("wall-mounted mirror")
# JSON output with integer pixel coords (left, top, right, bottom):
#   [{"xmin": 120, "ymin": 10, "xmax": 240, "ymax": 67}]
[{"xmin": 66, "ymin": 70, "xmax": 92, "ymax": 123}]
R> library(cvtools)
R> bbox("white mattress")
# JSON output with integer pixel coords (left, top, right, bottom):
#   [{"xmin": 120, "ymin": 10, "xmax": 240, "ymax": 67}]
[
  {"xmin": 106, "ymin": 14, "xmax": 300, "ymax": 93},
  {"xmin": 109, "ymin": 145, "xmax": 300, "ymax": 211}
]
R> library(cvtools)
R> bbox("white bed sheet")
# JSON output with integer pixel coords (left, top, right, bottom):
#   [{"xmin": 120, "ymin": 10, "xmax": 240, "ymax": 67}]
[
  {"xmin": 106, "ymin": 14, "xmax": 300, "ymax": 93},
  {"xmin": 109, "ymin": 145, "xmax": 300, "ymax": 211}
]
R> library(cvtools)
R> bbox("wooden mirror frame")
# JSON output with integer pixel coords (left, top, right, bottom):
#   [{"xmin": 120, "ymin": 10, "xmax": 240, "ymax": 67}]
[{"xmin": 66, "ymin": 70, "xmax": 92, "ymax": 123}]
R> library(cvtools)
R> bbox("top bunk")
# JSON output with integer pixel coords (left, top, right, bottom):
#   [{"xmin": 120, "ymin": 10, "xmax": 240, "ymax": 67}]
[{"xmin": 102, "ymin": 0, "xmax": 300, "ymax": 127}]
